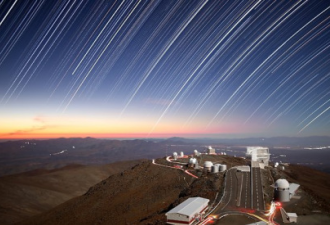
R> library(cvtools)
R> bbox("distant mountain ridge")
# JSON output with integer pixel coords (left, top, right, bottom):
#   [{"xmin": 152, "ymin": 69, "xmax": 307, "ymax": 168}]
[
  {"xmin": 159, "ymin": 136, "xmax": 330, "ymax": 146},
  {"xmin": 0, "ymin": 138, "xmax": 166, "ymax": 176},
  {"xmin": 1, "ymin": 136, "xmax": 329, "ymax": 176}
]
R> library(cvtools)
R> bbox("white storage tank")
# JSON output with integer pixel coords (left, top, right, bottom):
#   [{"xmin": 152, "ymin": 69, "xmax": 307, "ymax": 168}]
[
  {"xmin": 180, "ymin": 151, "xmax": 184, "ymax": 157},
  {"xmin": 219, "ymin": 164, "xmax": 227, "ymax": 172},
  {"xmin": 173, "ymin": 152, "xmax": 178, "ymax": 160},
  {"xmin": 214, "ymin": 164, "xmax": 221, "ymax": 170},
  {"xmin": 211, "ymin": 164, "xmax": 219, "ymax": 173},
  {"xmin": 194, "ymin": 150, "xmax": 199, "ymax": 156},
  {"xmin": 204, "ymin": 161, "xmax": 213, "ymax": 172}
]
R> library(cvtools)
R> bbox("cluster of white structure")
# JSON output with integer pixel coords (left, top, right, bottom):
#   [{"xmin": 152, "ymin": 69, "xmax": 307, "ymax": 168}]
[
  {"xmin": 202, "ymin": 161, "xmax": 227, "ymax": 173},
  {"xmin": 166, "ymin": 145, "xmax": 303, "ymax": 225}
]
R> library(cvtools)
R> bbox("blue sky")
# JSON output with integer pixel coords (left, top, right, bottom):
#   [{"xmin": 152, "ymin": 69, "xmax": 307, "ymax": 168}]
[{"xmin": 0, "ymin": 0, "xmax": 330, "ymax": 139}]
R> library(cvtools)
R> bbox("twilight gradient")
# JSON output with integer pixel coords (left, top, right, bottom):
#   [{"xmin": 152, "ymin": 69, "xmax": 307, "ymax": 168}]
[{"xmin": 0, "ymin": 0, "xmax": 330, "ymax": 139}]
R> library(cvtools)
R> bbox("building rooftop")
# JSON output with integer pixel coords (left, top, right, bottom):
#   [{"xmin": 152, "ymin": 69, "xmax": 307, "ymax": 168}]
[
  {"xmin": 165, "ymin": 197, "xmax": 209, "ymax": 217},
  {"xmin": 289, "ymin": 183, "xmax": 300, "ymax": 195},
  {"xmin": 287, "ymin": 213, "xmax": 298, "ymax": 218},
  {"xmin": 275, "ymin": 179, "xmax": 290, "ymax": 189}
]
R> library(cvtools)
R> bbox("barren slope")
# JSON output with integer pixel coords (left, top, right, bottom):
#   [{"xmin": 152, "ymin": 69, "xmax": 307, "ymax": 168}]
[
  {"xmin": 17, "ymin": 160, "xmax": 195, "ymax": 225},
  {"xmin": 0, "ymin": 160, "xmax": 141, "ymax": 224},
  {"xmin": 284, "ymin": 164, "xmax": 330, "ymax": 212}
]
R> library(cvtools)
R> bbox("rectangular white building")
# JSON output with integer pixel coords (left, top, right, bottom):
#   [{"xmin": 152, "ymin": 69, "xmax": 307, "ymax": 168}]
[
  {"xmin": 246, "ymin": 146, "xmax": 270, "ymax": 168},
  {"xmin": 207, "ymin": 146, "xmax": 215, "ymax": 154},
  {"xmin": 166, "ymin": 197, "xmax": 209, "ymax": 225}
]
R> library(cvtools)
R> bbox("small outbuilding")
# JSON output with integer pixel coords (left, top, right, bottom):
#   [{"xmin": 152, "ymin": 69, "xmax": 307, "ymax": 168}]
[
  {"xmin": 280, "ymin": 208, "xmax": 298, "ymax": 223},
  {"xmin": 166, "ymin": 197, "xmax": 209, "ymax": 225}
]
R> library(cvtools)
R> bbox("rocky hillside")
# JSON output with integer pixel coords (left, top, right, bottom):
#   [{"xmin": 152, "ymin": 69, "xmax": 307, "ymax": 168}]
[
  {"xmin": 284, "ymin": 164, "xmax": 330, "ymax": 212},
  {"xmin": 13, "ymin": 155, "xmax": 330, "ymax": 225},
  {"xmin": 0, "ymin": 160, "xmax": 141, "ymax": 225},
  {"xmin": 16, "ymin": 156, "xmax": 247, "ymax": 225},
  {"xmin": 16, "ymin": 160, "xmax": 194, "ymax": 225}
]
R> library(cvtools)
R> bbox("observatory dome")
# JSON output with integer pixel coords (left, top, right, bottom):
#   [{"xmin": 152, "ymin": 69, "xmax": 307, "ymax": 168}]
[
  {"xmin": 275, "ymin": 179, "xmax": 290, "ymax": 189},
  {"xmin": 204, "ymin": 161, "xmax": 213, "ymax": 168},
  {"xmin": 189, "ymin": 158, "xmax": 197, "ymax": 164}
]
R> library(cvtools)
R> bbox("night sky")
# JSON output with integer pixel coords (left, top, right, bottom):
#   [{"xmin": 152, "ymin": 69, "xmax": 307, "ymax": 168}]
[{"xmin": 1, "ymin": 0, "xmax": 330, "ymax": 139}]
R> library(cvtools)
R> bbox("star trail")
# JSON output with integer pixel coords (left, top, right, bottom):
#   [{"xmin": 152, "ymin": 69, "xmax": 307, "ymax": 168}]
[{"xmin": 0, "ymin": 0, "xmax": 329, "ymax": 139}]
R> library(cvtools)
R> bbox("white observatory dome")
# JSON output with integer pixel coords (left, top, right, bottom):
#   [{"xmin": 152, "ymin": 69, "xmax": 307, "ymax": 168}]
[
  {"xmin": 189, "ymin": 158, "xmax": 197, "ymax": 164},
  {"xmin": 204, "ymin": 161, "xmax": 213, "ymax": 168},
  {"xmin": 275, "ymin": 179, "xmax": 290, "ymax": 189}
]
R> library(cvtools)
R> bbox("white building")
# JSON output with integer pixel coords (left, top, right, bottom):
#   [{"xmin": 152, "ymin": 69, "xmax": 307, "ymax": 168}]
[
  {"xmin": 207, "ymin": 146, "xmax": 215, "ymax": 154},
  {"xmin": 188, "ymin": 158, "xmax": 197, "ymax": 167},
  {"xmin": 166, "ymin": 197, "xmax": 209, "ymax": 225},
  {"xmin": 246, "ymin": 146, "xmax": 270, "ymax": 168},
  {"xmin": 273, "ymin": 179, "xmax": 300, "ymax": 202},
  {"xmin": 274, "ymin": 179, "xmax": 290, "ymax": 202},
  {"xmin": 280, "ymin": 208, "xmax": 298, "ymax": 223},
  {"xmin": 204, "ymin": 161, "xmax": 213, "ymax": 172},
  {"xmin": 289, "ymin": 183, "xmax": 300, "ymax": 198}
]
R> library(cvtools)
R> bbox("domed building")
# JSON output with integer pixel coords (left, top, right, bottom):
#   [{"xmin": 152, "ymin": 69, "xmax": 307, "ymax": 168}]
[
  {"xmin": 204, "ymin": 161, "xmax": 213, "ymax": 172},
  {"xmin": 188, "ymin": 158, "xmax": 197, "ymax": 167},
  {"xmin": 274, "ymin": 179, "xmax": 290, "ymax": 202}
]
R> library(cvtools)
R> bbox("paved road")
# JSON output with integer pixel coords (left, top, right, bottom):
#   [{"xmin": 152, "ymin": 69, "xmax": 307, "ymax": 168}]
[
  {"xmin": 202, "ymin": 167, "xmax": 268, "ymax": 225},
  {"xmin": 251, "ymin": 167, "xmax": 265, "ymax": 211},
  {"xmin": 212, "ymin": 167, "xmax": 265, "ymax": 213},
  {"xmin": 239, "ymin": 171, "xmax": 251, "ymax": 209},
  {"xmin": 213, "ymin": 168, "xmax": 238, "ymax": 211}
]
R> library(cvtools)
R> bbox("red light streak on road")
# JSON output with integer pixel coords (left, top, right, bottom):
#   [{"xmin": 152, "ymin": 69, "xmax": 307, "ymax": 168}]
[
  {"xmin": 198, "ymin": 216, "xmax": 213, "ymax": 225},
  {"xmin": 265, "ymin": 201, "xmax": 281, "ymax": 225}
]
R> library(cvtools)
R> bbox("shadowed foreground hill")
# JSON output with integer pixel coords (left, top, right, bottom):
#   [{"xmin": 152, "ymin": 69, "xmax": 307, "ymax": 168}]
[
  {"xmin": 0, "ymin": 160, "xmax": 141, "ymax": 225},
  {"xmin": 285, "ymin": 164, "xmax": 330, "ymax": 212},
  {"xmin": 17, "ymin": 160, "xmax": 195, "ymax": 225}
]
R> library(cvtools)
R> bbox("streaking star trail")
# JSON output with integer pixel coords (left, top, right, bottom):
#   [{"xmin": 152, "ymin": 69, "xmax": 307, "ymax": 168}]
[{"xmin": 0, "ymin": 0, "xmax": 329, "ymax": 139}]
